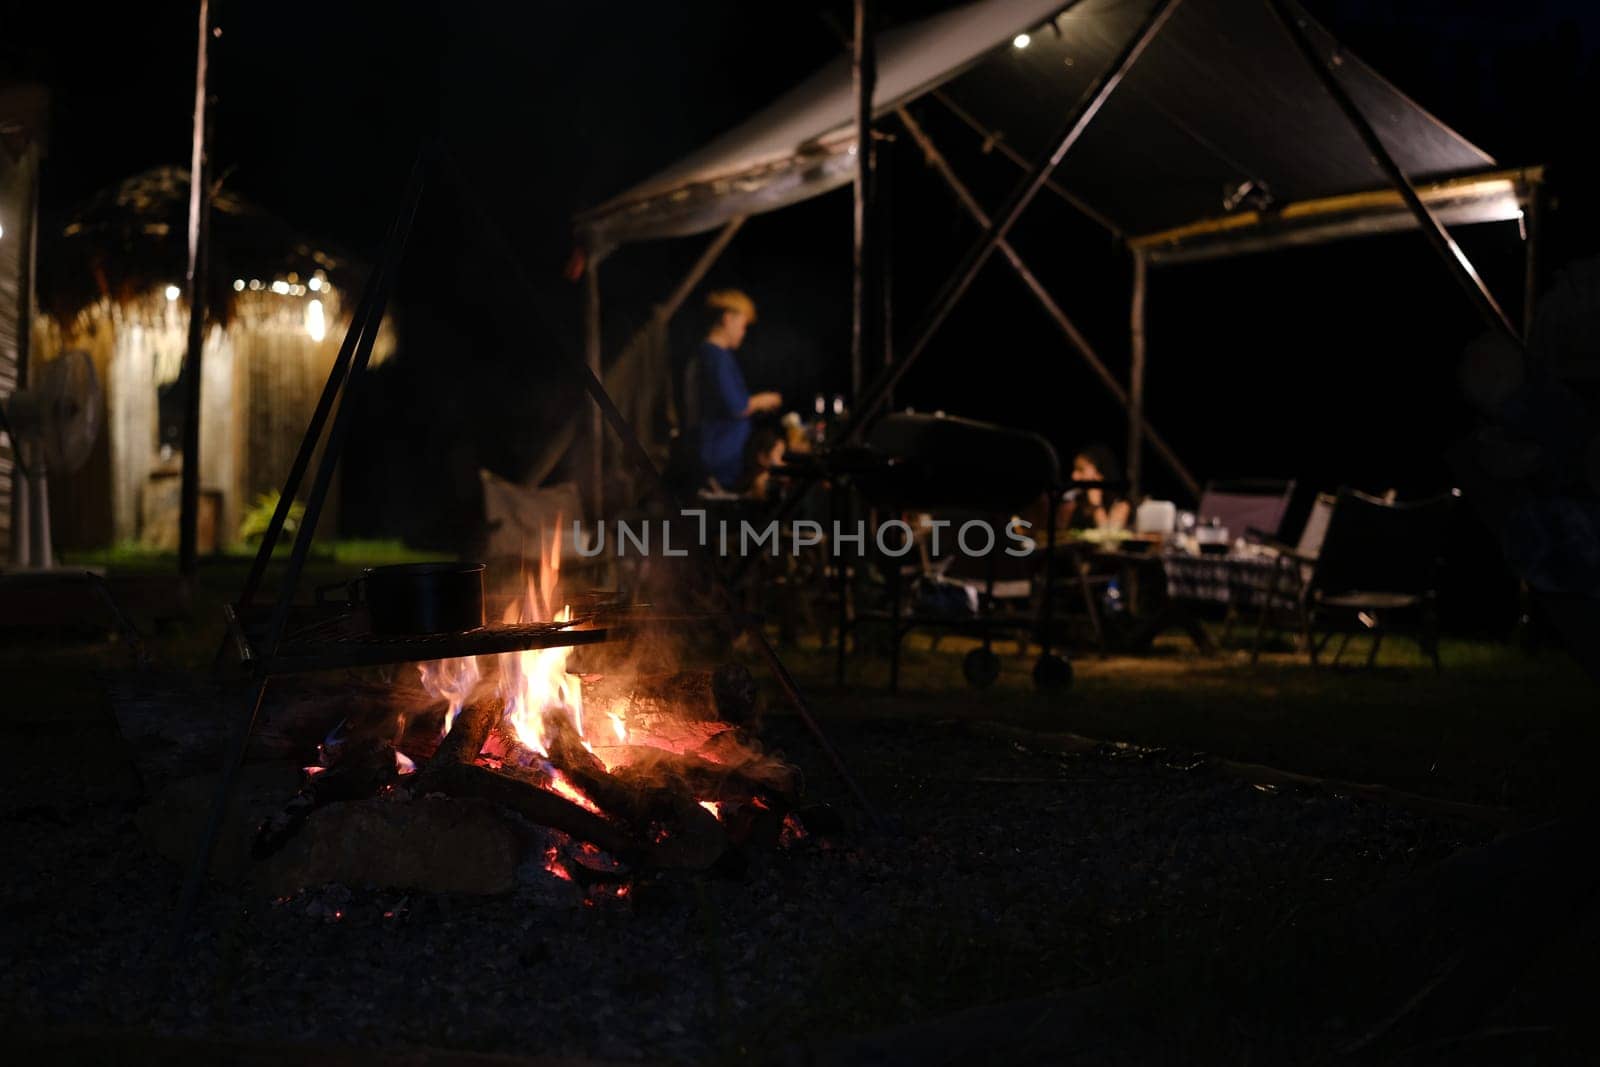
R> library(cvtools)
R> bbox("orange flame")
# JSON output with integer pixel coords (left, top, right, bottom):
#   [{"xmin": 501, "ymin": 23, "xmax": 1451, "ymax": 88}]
[
  {"xmin": 419, "ymin": 656, "xmax": 481, "ymax": 738},
  {"xmin": 498, "ymin": 519, "xmax": 586, "ymax": 756}
]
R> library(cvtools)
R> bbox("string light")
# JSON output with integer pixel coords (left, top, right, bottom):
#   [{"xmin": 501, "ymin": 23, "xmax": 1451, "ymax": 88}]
[
  {"xmin": 165, "ymin": 284, "xmax": 181, "ymax": 302},
  {"xmin": 305, "ymin": 298, "xmax": 326, "ymax": 342},
  {"xmin": 1013, "ymin": 33, "xmax": 1031, "ymax": 49}
]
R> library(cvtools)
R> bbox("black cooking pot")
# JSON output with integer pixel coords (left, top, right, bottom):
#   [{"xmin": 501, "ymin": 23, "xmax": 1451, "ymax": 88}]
[{"xmin": 354, "ymin": 562, "xmax": 486, "ymax": 635}]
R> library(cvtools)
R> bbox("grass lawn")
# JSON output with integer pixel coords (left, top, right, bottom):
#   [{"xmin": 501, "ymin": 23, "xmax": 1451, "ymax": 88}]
[
  {"xmin": 19, "ymin": 556, "xmax": 1576, "ymax": 805},
  {"xmin": 769, "ymin": 630, "xmax": 1593, "ymax": 815},
  {"xmin": 7, "ymin": 549, "xmax": 1593, "ymax": 815}
]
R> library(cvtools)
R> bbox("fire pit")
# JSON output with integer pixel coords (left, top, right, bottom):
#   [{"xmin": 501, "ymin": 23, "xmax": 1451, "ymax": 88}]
[{"xmin": 243, "ymin": 542, "xmax": 810, "ymax": 903}]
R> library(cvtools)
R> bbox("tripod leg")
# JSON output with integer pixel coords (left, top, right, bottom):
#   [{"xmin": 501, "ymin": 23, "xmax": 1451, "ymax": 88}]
[{"xmin": 171, "ymin": 675, "xmax": 269, "ymax": 951}]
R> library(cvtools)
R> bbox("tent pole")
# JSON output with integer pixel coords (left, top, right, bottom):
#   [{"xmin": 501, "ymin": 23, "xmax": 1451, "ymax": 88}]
[
  {"xmin": 851, "ymin": 0, "xmax": 879, "ymax": 401},
  {"xmin": 584, "ymin": 259, "xmax": 604, "ymax": 518},
  {"xmin": 1128, "ymin": 249, "xmax": 1147, "ymax": 501},
  {"xmin": 526, "ymin": 218, "xmax": 745, "ymax": 491},
  {"xmin": 895, "ymin": 105, "xmax": 1198, "ymax": 498},
  {"xmin": 844, "ymin": 0, "xmax": 1183, "ymax": 444},
  {"xmin": 178, "ymin": 0, "xmax": 213, "ymax": 582},
  {"xmin": 1268, "ymin": 0, "xmax": 1518, "ymax": 344},
  {"xmin": 880, "ymin": 126, "xmax": 894, "ymax": 379},
  {"xmin": 1522, "ymin": 177, "xmax": 1543, "ymax": 340}
]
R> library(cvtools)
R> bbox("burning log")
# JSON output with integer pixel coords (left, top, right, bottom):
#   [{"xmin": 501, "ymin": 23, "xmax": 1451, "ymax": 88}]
[
  {"xmin": 428, "ymin": 700, "xmax": 499, "ymax": 768},
  {"xmin": 546, "ymin": 721, "xmax": 728, "ymax": 870},
  {"xmin": 253, "ymin": 736, "xmax": 401, "ymax": 860},
  {"xmin": 422, "ymin": 761, "xmax": 641, "ymax": 862},
  {"xmin": 309, "ymin": 737, "xmax": 402, "ymax": 802}
]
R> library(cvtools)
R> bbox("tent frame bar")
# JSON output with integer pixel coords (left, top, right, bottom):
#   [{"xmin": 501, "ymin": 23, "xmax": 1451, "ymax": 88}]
[
  {"xmin": 1267, "ymin": 0, "xmax": 1518, "ymax": 344},
  {"xmin": 851, "ymin": 0, "xmax": 879, "ymax": 399},
  {"xmin": 843, "ymin": 0, "xmax": 1185, "ymax": 445},
  {"xmin": 1129, "ymin": 167, "xmax": 1541, "ymax": 264},
  {"xmin": 1128, "ymin": 249, "xmax": 1148, "ymax": 501},
  {"xmin": 895, "ymin": 104, "xmax": 1199, "ymax": 498},
  {"xmin": 527, "ymin": 217, "xmax": 746, "ymax": 491},
  {"xmin": 929, "ymin": 88, "xmax": 1123, "ymax": 241}
]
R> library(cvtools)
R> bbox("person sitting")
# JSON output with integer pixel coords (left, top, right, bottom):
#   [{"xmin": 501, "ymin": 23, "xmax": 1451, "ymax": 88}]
[
  {"xmin": 681, "ymin": 289, "xmax": 783, "ymax": 491},
  {"xmin": 737, "ymin": 425, "xmax": 788, "ymax": 500},
  {"xmin": 1063, "ymin": 443, "xmax": 1131, "ymax": 531}
]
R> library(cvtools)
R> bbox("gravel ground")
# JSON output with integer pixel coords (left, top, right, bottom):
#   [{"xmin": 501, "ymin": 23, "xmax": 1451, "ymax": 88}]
[{"xmin": 1, "ymin": 708, "xmax": 1486, "ymax": 1063}]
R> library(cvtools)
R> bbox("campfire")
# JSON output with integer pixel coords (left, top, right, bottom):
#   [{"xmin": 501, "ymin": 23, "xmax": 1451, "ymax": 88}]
[{"xmin": 257, "ymin": 527, "xmax": 808, "ymax": 899}]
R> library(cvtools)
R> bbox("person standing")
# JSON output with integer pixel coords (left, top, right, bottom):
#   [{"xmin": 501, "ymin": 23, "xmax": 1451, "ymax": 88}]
[{"xmin": 682, "ymin": 289, "xmax": 782, "ymax": 489}]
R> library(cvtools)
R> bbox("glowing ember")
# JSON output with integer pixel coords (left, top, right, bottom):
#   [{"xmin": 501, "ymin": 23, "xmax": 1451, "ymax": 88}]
[
  {"xmin": 543, "ymin": 845, "xmax": 573, "ymax": 882},
  {"xmin": 394, "ymin": 751, "xmax": 417, "ymax": 775},
  {"xmin": 546, "ymin": 769, "xmax": 602, "ymax": 815},
  {"xmin": 698, "ymin": 800, "xmax": 722, "ymax": 819},
  {"xmin": 780, "ymin": 812, "xmax": 808, "ymax": 846}
]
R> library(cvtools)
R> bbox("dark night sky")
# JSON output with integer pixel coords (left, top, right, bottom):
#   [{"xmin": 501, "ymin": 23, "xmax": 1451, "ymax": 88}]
[{"xmin": 6, "ymin": 0, "xmax": 1600, "ymax": 622}]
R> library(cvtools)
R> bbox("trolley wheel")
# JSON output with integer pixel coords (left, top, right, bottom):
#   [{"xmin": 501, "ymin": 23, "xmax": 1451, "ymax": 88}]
[
  {"xmin": 1032, "ymin": 653, "xmax": 1073, "ymax": 692},
  {"xmin": 962, "ymin": 647, "xmax": 1002, "ymax": 689}
]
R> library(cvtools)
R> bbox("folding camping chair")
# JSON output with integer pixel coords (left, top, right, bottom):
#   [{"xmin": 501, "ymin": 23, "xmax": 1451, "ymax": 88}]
[
  {"xmin": 1198, "ymin": 478, "xmax": 1297, "ymax": 542},
  {"xmin": 1252, "ymin": 489, "xmax": 1451, "ymax": 668},
  {"xmin": 1250, "ymin": 491, "xmax": 1335, "ymax": 662}
]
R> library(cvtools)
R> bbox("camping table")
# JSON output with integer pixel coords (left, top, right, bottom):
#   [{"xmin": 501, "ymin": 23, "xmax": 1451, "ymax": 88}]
[
  {"xmin": 1093, "ymin": 547, "xmax": 1218, "ymax": 654},
  {"xmin": 1160, "ymin": 549, "xmax": 1287, "ymax": 612},
  {"xmin": 1044, "ymin": 538, "xmax": 1215, "ymax": 655}
]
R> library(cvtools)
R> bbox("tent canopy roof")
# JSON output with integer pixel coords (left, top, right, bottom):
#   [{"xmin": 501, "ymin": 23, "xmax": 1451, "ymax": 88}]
[{"xmin": 577, "ymin": 0, "xmax": 1530, "ymax": 259}]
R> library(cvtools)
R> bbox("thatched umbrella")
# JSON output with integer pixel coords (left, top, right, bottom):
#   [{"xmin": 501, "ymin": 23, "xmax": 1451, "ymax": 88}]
[
  {"xmin": 42, "ymin": 166, "xmax": 356, "ymax": 324},
  {"xmin": 36, "ymin": 168, "xmax": 381, "ymax": 551}
]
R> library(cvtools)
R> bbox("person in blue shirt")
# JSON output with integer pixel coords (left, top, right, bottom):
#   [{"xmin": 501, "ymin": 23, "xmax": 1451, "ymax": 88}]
[{"xmin": 683, "ymin": 289, "xmax": 783, "ymax": 488}]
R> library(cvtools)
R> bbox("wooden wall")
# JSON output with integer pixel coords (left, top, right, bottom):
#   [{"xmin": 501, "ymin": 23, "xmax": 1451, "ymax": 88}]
[
  {"xmin": 31, "ymin": 310, "xmax": 115, "ymax": 550},
  {"xmin": 37, "ymin": 291, "xmax": 349, "ymax": 551},
  {"xmin": 233, "ymin": 316, "xmax": 343, "ymax": 541},
  {"xmin": 0, "ymin": 144, "xmax": 35, "ymax": 561}
]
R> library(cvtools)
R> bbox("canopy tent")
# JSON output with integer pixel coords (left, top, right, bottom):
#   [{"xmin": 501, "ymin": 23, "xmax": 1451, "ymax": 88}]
[
  {"xmin": 578, "ymin": 0, "xmax": 1529, "ymax": 258},
  {"xmin": 568, "ymin": 0, "xmax": 1540, "ymax": 504}
]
